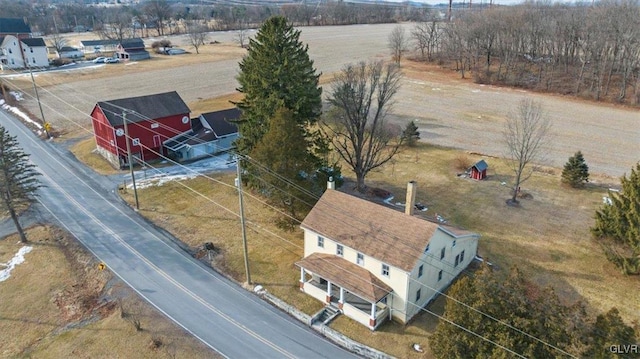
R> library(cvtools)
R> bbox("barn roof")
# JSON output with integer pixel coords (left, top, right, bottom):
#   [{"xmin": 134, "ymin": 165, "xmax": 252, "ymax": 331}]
[
  {"xmin": 472, "ymin": 159, "xmax": 488, "ymax": 171},
  {"xmin": 0, "ymin": 18, "xmax": 31, "ymax": 34},
  {"xmin": 119, "ymin": 38, "xmax": 145, "ymax": 50},
  {"xmin": 21, "ymin": 38, "xmax": 45, "ymax": 47},
  {"xmin": 96, "ymin": 91, "xmax": 190, "ymax": 127},
  {"xmin": 302, "ymin": 190, "xmax": 447, "ymax": 272},
  {"xmin": 80, "ymin": 39, "xmax": 118, "ymax": 47},
  {"xmin": 201, "ymin": 108, "xmax": 240, "ymax": 137}
]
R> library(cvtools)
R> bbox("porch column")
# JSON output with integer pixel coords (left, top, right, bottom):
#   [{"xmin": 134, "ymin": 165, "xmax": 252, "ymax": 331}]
[
  {"xmin": 338, "ymin": 287, "xmax": 344, "ymax": 310},
  {"xmin": 326, "ymin": 281, "xmax": 332, "ymax": 303},
  {"xmin": 299, "ymin": 267, "xmax": 304, "ymax": 290},
  {"xmin": 369, "ymin": 301, "xmax": 376, "ymax": 329}
]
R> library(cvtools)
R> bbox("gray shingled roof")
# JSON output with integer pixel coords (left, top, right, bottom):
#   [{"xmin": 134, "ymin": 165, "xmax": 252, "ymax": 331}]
[
  {"xmin": 201, "ymin": 108, "xmax": 240, "ymax": 137},
  {"xmin": 21, "ymin": 38, "xmax": 45, "ymax": 47},
  {"xmin": 119, "ymin": 38, "xmax": 145, "ymax": 50},
  {"xmin": 0, "ymin": 18, "xmax": 31, "ymax": 34},
  {"xmin": 95, "ymin": 91, "xmax": 190, "ymax": 127}
]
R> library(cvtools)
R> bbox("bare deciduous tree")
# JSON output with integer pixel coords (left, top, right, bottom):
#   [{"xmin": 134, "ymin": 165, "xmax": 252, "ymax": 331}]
[
  {"xmin": 503, "ymin": 98, "xmax": 552, "ymax": 205},
  {"xmin": 388, "ymin": 24, "xmax": 407, "ymax": 65},
  {"xmin": 236, "ymin": 21, "xmax": 248, "ymax": 48},
  {"xmin": 49, "ymin": 32, "xmax": 68, "ymax": 53},
  {"xmin": 412, "ymin": 20, "xmax": 440, "ymax": 61},
  {"xmin": 322, "ymin": 61, "xmax": 403, "ymax": 192},
  {"xmin": 185, "ymin": 21, "xmax": 208, "ymax": 54}
]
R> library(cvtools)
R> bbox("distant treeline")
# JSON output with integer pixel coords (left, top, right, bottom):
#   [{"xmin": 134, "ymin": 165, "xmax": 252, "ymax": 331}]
[{"xmin": 415, "ymin": 1, "xmax": 640, "ymax": 105}]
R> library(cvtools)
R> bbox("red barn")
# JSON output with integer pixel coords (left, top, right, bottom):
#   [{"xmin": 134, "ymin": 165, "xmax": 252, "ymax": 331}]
[
  {"xmin": 470, "ymin": 159, "xmax": 488, "ymax": 180},
  {"xmin": 90, "ymin": 91, "xmax": 191, "ymax": 169}
]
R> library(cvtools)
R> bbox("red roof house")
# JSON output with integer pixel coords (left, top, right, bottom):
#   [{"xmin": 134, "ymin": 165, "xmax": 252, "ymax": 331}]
[{"xmin": 90, "ymin": 91, "xmax": 191, "ymax": 168}]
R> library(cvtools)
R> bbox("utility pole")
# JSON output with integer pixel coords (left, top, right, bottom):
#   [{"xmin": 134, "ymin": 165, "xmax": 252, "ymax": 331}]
[
  {"xmin": 123, "ymin": 111, "xmax": 140, "ymax": 210},
  {"xmin": 17, "ymin": 34, "xmax": 49, "ymax": 138},
  {"xmin": 236, "ymin": 155, "xmax": 251, "ymax": 285}
]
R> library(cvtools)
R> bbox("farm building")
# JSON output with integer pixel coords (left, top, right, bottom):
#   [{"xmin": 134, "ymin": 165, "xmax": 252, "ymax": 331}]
[
  {"xmin": 115, "ymin": 38, "xmax": 150, "ymax": 61},
  {"xmin": 469, "ymin": 159, "xmax": 488, "ymax": 180},
  {"xmin": 0, "ymin": 18, "xmax": 31, "ymax": 38},
  {"xmin": 90, "ymin": 91, "xmax": 191, "ymax": 169},
  {"xmin": 297, "ymin": 181, "xmax": 479, "ymax": 330},
  {"xmin": 164, "ymin": 108, "xmax": 240, "ymax": 162},
  {"xmin": 79, "ymin": 39, "xmax": 119, "ymax": 55}
]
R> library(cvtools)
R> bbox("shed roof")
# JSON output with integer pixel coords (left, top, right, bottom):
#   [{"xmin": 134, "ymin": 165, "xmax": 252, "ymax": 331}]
[
  {"xmin": 95, "ymin": 91, "xmax": 190, "ymax": 127},
  {"xmin": 472, "ymin": 159, "xmax": 488, "ymax": 171},
  {"xmin": 296, "ymin": 253, "xmax": 392, "ymax": 302},
  {"xmin": 302, "ymin": 190, "xmax": 444, "ymax": 272},
  {"xmin": 201, "ymin": 108, "xmax": 240, "ymax": 137},
  {"xmin": 0, "ymin": 18, "xmax": 31, "ymax": 34},
  {"xmin": 22, "ymin": 38, "xmax": 45, "ymax": 47}
]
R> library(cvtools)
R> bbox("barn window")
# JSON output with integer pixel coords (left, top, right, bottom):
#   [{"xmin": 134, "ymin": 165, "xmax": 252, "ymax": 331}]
[{"xmin": 132, "ymin": 138, "xmax": 140, "ymax": 146}]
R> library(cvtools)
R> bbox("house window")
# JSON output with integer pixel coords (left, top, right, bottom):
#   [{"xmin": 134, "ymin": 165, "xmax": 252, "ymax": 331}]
[
  {"xmin": 317, "ymin": 236, "xmax": 324, "ymax": 248},
  {"xmin": 32, "ymin": 57, "xmax": 35, "ymax": 63},
  {"xmin": 416, "ymin": 289, "xmax": 421, "ymax": 301},
  {"xmin": 381, "ymin": 296, "xmax": 388, "ymax": 304},
  {"xmin": 8, "ymin": 48, "xmax": 12, "ymax": 54},
  {"xmin": 424, "ymin": 244, "xmax": 430, "ymax": 253},
  {"xmin": 455, "ymin": 254, "xmax": 460, "ymax": 267},
  {"xmin": 438, "ymin": 270, "xmax": 443, "ymax": 281},
  {"xmin": 357, "ymin": 252, "xmax": 364, "ymax": 266},
  {"xmin": 452, "ymin": 240, "xmax": 456, "ymax": 247},
  {"xmin": 440, "ymin": 247, "xmax": 445, "ymax": 260},
  {"xmin": 460, "ymin": 250, "xmax": 465, "ymax": 263},
  {"xmin": 382, "ymin": 264, "xmax": 390, "ymax": 277},
  {"xmin": 336, "ymin": 244, "xmax": 343, "ymax": 256},
  {"xmin": 132, "ymin": 138, "xmax": 140, "ymax": 146},
  {"xmin": 30, "ymin": 48, "xmax": 33, "ymax": 53},
  {"xmin": 418, "ymin": 264, "xmax": 423, "ymax": 278}
]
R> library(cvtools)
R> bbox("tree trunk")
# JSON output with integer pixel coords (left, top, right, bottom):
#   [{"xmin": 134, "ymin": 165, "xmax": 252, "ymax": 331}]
[
  {"xmin": 356, "ymin": 171, "xmax": 367, "ymax": 193},
  {"xmin": 8, "ymin": 206, "xmax": 27, "ymax": 243}
]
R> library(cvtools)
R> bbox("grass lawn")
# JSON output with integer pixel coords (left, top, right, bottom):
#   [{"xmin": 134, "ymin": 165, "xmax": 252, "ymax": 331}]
[
  {"xmin": 0, "ymin": 226, "xmax": 219, "ymax": 358},
  {"xmin": 113, "ymin": 141, "xmax": 639, "ymax": 358}
]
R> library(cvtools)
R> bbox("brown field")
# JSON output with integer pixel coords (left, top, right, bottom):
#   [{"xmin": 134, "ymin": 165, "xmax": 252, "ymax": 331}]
[
  {"xmin": 2, "ymin": 23, "xmax": 637, "ymax": 176},
  {"xmin": 0, "ymin": 226, "xmax": 219, "ymax": 358}
]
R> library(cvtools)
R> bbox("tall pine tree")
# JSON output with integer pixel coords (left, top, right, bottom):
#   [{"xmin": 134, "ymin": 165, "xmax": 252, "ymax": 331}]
[
  {"xmin": 249, "ymin": 107, "xmax": 316, "ymax": 227},
  {"xmin": 592, "ymin": 163, "xmax": 640, "ymax": 274},
  {"xmin": 0, "ymin": 125, "xmax": 42, "ymax": 243},
  {"xmin": 236, "ymin": 16, "xmax": 323, "ymax": 162},
  {"xmin": 561, "ymin": 151, "xmax": 589, "ymax": 188}
]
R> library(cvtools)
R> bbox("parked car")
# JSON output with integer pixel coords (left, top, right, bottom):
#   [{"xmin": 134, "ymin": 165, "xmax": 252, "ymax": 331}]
[
  {"xmin": 166, "ymin": 48, "xmax": 186, "ymax": 55},
  {"xmin": 93, "ymin": 57, "xmax": 107, "ymax": 63},
  {"xmin": 105, "ymin": 57, "xmax": 120, "ymax": 63}
]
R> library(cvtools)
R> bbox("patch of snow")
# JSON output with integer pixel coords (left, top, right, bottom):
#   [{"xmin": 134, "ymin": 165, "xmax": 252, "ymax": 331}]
[
  {"xmin": 383, "ymin": 196, "xmax": 394, "ymax": 205},
  {"xmin": 0, "ymin": 246, "xmax": 33, "ymax": 282},
  {"xmin": 431, "ymin": 87, "xmax": 441, "ymax": 91},
  {"xmin": 1, "ymin": 99, "xmax": 43, "ymax": 129},
  {"xmin": 127, "ymin": 155, "xmax": 234, "ymax": 190},
  {"xmin": 602, "ymin": 196, "xmax": 612, "ymax": 205}
]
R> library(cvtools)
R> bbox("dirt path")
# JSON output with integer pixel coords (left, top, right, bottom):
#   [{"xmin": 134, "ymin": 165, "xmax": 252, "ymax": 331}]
[{"xmin": 7, "ymin": 23, "xmax": 638, "ymax": 177}]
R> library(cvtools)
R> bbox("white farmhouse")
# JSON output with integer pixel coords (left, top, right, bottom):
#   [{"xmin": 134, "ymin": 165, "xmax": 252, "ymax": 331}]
[
  {"xmin": 0, "ymin": 35, "xmax": 48, "ymax": 70},
  {"xmin": 296, "ymin": 181, "xmax": 479, "ymax": 330}
]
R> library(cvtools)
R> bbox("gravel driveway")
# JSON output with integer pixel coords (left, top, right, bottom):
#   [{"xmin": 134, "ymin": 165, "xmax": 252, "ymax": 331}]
[{"xmin": 12, "ymin": 23, "xmax": 639, "ymax": 178}]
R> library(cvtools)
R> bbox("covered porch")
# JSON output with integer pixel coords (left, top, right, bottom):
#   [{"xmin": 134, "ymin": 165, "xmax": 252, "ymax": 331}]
[{"xmin": 295, "ymin": 253, "xmax": 392, "ymax": 330}]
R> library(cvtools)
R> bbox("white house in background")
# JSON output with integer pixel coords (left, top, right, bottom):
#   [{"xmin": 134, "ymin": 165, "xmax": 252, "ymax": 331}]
[
  {"xmin": 296, "ymin": 181, "xmax": 479, "ymax": 330},
  {"xmin": 0, "ymin": 35, "xmax": 49, "ymax": 70},
  {"xmin": 164, "ymin": 108, "xmax": 240, "ymax": 162}
]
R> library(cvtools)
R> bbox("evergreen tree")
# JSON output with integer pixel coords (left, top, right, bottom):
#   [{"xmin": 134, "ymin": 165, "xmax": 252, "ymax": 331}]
[
  {"xmin": 561, "ymin": 151, "xmax": 589, "ymax": 188},
  {"xmin": 592, "ymin": 163, "xmax": 640, "ymax": 274},
  {"xmin": 249, "ymin": 107, "xmax": 316, "ymax": 228},
  {"xmin": 430, "ymin": 265, "xmax": 638, "ymax": 358},
  {"xmin": 236, "ymin": 16, "xmax": 323, "ymax": 161},
  {"xmin": 583, "ymin": 308, "xmax": 638, "ymax": 359},
  {"xmin": 401, "ymin": 120, "xmax": 420, "ymax": 147},
  {"xmin": 0, "ymin": 125, "xmax": 42, "ymax": 243}
]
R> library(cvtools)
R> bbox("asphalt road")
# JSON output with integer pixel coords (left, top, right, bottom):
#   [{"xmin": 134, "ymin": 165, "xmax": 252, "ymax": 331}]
[{"xmin": 0, "ymin": 111, "xmax": 358, "ymax": 358}]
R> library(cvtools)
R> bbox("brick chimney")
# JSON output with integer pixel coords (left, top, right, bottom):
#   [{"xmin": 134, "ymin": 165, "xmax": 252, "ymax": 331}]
[
  {"xmin": 327, "ymin": 176, "xmax": 335, "ymax": 190},
  {"xmin": 405, "ymin": 181, "xmax": 417, "ymax": 215}
]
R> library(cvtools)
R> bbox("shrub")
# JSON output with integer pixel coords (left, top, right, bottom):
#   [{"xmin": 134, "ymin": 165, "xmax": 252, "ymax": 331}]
[
  {"xmin": 561, "ymin": 151, "xmax": 589, "ymax": 188},
  {"xmin": 453, "ymin": 154, "xmax": 473, "ymax": 172}
]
